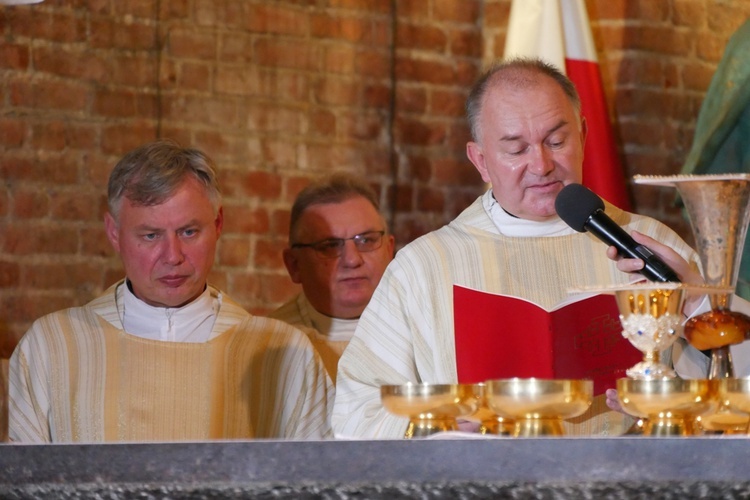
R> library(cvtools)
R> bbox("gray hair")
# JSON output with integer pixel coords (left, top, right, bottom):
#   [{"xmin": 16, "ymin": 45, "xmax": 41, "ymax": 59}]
[
  {"xmin": 465, "ymin": 57, "xmax": 582, "ymax": 143},
  {"xmin": 107, "ymin": 140, "xmax": 221, "ymax": 221},
  {"xmin": 289, "ymin": 172, "xmax": 383, "ymax": 242}
]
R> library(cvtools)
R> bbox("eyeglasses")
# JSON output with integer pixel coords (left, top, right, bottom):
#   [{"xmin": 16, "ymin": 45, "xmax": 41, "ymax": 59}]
[{"xmin": 291, "ymin": 230, "xmax": 386, "ymax": 259}]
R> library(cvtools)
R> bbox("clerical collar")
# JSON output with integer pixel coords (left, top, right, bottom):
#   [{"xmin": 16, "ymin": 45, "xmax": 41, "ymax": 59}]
[
  {"xmin": 120, "ymin": 281, "xmax": 219, "ymax": 343},
  {"xmin": 483, "ymin": 189, "xmax": 577, "ymax": 237},
  {"xmin": 304, "ymin": 296, "xmax": 358, "ymax": 342}
]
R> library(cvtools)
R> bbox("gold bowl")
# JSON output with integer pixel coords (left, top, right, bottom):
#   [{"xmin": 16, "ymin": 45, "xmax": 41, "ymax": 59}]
[
  {"xmin": 470, "ymin": 383, "xmax": 515, "ymax": 436},
  {"xmin": 381, "ymin": 383, "xmax": 481, "ymax": 438},
  {"xmin": 484, "ymin": 378, "xmax": 592, "ymax": 437},
  {"xmin": 706, "ymin": 377, "xmax": 750, "ymax": 434},
  {"xmin": 617, "ymin": 378, "xmax": 717, "ymax": 436}
]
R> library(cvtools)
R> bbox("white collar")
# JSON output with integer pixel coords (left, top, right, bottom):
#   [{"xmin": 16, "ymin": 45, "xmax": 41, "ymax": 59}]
[
  {"xmin": 482, "ymin": 189, "xmax": 577, "ymax": 237},
  {"xmin": 120, "ymin": 282, "xmax": 219, "ymax": 342},
  {"xmin": 304, "ymin": 295, "xmax": 358, "ymax": 342}
]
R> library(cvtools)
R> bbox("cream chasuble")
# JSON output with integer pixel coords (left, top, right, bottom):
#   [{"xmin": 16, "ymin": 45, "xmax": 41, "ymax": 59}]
[{"xmin": 333, "ymin": 192, "xmax": 701, "ymax": 439}]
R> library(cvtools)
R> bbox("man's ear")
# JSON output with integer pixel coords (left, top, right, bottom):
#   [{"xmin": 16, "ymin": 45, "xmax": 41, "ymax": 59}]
[
  {"xmin": 580, "ymin": 116, "xmax": 588, "ymax": 149},
  {"xmin": 282, "ymin": 248, "xmax": 302, "ymax": 284},
  {"xmin": 466, "ymin": 141, "xmax": 491, "ymax": 184},
  {"xmin": 104, "ymin": 212, "xmax": 121, "ymax": 253},
  {"xmin": 214, "ymin": 206, "xmax": 224, "ymax": 237}
]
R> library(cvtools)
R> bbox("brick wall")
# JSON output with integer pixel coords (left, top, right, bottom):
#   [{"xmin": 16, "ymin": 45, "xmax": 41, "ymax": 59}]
[{"xmin": 1, "ymin": 0, "xmax": 749, "ymax": 349}]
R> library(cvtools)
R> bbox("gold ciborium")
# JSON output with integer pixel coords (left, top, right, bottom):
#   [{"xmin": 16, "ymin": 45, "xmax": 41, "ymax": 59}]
[
  {"xmin": 635, "ymin": 174, "xmax": 750, "ymax": 378},
  {"xmin": 618, "ymin": 378, "xmax": 717, "ymax": 436},
  {"xmin": 381, "ymin": 383, "xmax": 481, "ymax": 438},
  {"xmin": 484, "ymin": 378, "xmax": 592, "ymax": 437}
]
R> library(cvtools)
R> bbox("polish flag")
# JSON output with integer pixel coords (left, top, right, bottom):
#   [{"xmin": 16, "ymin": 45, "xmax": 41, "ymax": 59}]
[{"xmin": 504, "ymin": 0, "xmax": 631, "ymax": 210}]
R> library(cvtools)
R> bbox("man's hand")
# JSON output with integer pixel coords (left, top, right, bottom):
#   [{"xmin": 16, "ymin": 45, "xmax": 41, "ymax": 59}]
[
  {"xmin": 606, "ymin": 230, "xmax": 704, "ymax": 315},
  {"xmin": 605, "ymin": 388, "xmax": 624, "ymax": 413}
]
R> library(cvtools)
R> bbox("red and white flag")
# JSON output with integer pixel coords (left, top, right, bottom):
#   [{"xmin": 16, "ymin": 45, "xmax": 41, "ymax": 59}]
[{"xmin": 504, "ymin": 0, "xmax": 631, "ymax": 210}]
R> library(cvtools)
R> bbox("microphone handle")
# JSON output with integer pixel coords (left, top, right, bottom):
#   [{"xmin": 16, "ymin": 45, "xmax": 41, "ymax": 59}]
[{"xmin": 586, "ymin": 212, "xmax": 681, "ymax": 283}]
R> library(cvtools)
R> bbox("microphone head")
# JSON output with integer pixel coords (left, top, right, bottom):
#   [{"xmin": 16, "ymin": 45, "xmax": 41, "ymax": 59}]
[{"xmin": 555, "ymin": 183, "xmax": 605, "ymax": 232}]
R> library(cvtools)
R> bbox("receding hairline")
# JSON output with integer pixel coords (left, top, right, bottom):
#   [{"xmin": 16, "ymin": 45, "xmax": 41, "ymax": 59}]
[{"xmin": 466, "ymin": 58, "xmax": 582, "ymax": 143}]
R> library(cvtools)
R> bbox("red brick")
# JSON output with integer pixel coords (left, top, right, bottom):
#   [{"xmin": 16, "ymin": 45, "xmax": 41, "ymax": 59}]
[
  {"xmin": 3, "ymin": 222, "xmax": 78, "ymax": 255},
  {"xmin": 81, "ymin": 226, "xmax": 115, "ymax": 258},
  {"xmin": 257, "ymin": 273, "xmax": 298, "ymax": 304},
  {"xmin": 168, "ymin": 28, "xmax": 216, "ymax": 60},
  {"xmin": 254, "ymin": 237, "xmax": 286, "ymax": 270},
  {"xmin": 364, "ymin": 83, "xmax": 391, "ymax": 109},
  {"xmin": 450, "ymin": 28, "xmax": 482, "ymax": 58},
  {"xmin": 310, "ymin": 109, "xmax": 337, "ymax": 137},
  {"xmin": 25, "ymin": 261, "xmax": 105, "ymax": 290},
  {"xmin": 0, "ymin": 44, "xmax": 29, "ymax": 70},
  {"xmin": 0, "ymin": 261, "xmax": 20, "ymax": 288},
  {"xmin": 311, "ymin": 13, "xmax": 389, "ymax": 45},
  {"xmin": 397, "ymin": 23, "xmax": 448, "ymax": 52},
  {"xmin": 10, "ymin": 10, "xmax": 87, "ymax": 43},
  {"xmin": 395, "ymin": 57, "xmax": 458, "ymax": 85},
  {"xmin": 255, "ymin": 39, "xmax": 321, "ymax": 71},
  {"xmin": 107, "ymin": 55, "xmax": 159, "ymax": 87},
  {"xmin": 682, "ymin": 62, "xmax": 717, "ymax": 92},
  {"xmin": 89, "ymin": 19, "xmax": 157, "ymax": 51},
  {"xmin": 50, "ymin": 190, "xmax": 101, "ymax": 222},
  {"xmin": 396, "ymin": 85, "xmax": 427, "ymax": 113},
  {"xmin": 34, "ymin": 46, "xmax": 108, "ymax": 82},
  {"xmin": 262, "ymin": 139, "xmax": 298, "ymax": 170},
  {"xmin": 12, "ymin": 188, "xmax": 50, "ymax": 219},
  {"xmin": 217, "ymin": 237, "xmax": 250, "ymax": 267},
  {"xmin": 10, "ymin": 79, "xmax": 89, "ymax": 112},
  {"xmin": 396, "ymin": 117, "xmax": 447, "ymax": 146},
  {"xmin": 356, "ymin": 49, "xmax": 391, "ymax": 77},
  {"xmin": 222, "ymin": 205, "xmax": 271, "ymax": 234},
  {"xmin": 673, "ymin": 0, "xmax": 707, "ymax": 28},
  {"xmin": 433, "ymin": 0, "xmax": 481, "ymax": 24},
  {"xmin": 0, "ymin": 118, "xmax": 27, "ymax": 147},
  {"xmin": 101, "ymin": 122, "xmax": 158, "ymax": 155},
  {"xmin": 430, "ymin": 89, "xmax": 467, "ymax": 117},
  {"xmin": 247, "ymin": 3, "xmax": 310, "ymax": 36}
]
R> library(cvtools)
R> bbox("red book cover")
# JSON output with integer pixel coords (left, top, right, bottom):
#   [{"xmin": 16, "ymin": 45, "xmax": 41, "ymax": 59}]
[{"xmin": 453, "ymin": 285, "xmax": 641, "ymax": 395}]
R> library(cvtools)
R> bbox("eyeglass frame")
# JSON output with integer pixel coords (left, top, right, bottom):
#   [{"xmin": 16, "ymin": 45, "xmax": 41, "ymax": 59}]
[{"xmin": 290, "ymin": 230, "xmax": 387, "ymax": 259}]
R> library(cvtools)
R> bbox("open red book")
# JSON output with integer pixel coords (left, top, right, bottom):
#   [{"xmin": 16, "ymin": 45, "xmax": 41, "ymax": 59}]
[{"xmin": 453, "ymin": 285, "xmax": 641, "ymax": 395}]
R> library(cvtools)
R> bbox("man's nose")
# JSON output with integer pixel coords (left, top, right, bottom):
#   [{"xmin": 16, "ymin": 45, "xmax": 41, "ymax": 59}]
[
  {"xmin": 339, "ymin": 239, "xmax": 365, "ymax": 265},
  {"xmin": 528, "ymin": 146, "xmax": 555, "ymax": 176},
  {"xmin": 162, "ymin": 235, "xmax": 185, "ymax": 264}
]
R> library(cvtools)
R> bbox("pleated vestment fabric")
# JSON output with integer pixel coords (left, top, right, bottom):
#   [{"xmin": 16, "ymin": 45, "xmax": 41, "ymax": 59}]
[
  {"xmin": 9, "ymin": 282, "xmax": 333, "ymax": 443},
  {"xmin": 271, "ymin": 293, "xmax": 351, "ymax": 384},
  {"xmin": 332, "ymin": 195, "xmax": 700, "ymax": 439}
]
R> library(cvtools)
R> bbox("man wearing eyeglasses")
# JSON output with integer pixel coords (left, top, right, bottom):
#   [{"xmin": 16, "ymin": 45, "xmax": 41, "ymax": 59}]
[{"xmin": 270, "ymin": 173, "xmax": 395, "ymax": 382}]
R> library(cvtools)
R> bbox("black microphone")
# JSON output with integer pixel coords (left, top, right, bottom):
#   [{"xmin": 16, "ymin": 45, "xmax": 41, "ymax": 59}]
[{"xmin": 554, "ymin": 183, "xmax": 680, "ymax": 283}]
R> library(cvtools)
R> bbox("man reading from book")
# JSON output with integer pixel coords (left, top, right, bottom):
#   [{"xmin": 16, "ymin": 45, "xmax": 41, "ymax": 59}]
[{"xmin": 332, "ymin": 58, "xmax": 703, "ymax": 438}]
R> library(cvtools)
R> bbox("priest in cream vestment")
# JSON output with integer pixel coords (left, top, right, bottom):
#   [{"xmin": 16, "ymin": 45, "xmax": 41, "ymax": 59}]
[
  {"xmin": 8, "ymin": 140, "xmax": 333, "ymax": 442},
  {"xmin": 271, "ymin": 173, "xmax": 395, "ymax": 383},
  {"xmin": 9, "ymin": 281, "xmax": 333, "ymax": 442},
  {"xmin": 332, "ymin": 59, "xmax": 703, "ymax": 439}
]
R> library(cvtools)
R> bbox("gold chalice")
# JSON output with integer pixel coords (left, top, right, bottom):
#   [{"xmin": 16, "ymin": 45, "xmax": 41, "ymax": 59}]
[
  {"xmin": 617, "ymin": 378, "xmax": 717, "ymax": 436},
  {"xmin": 572, "ymin": 283, "xmax": 716, "ymax": 379},
  {"xmin": 381, "ymin": 383, "xmax": 481, "ymax": 438},
  {"xmin": 484, "ymin": 378, "xmax": 592, "ymax": 437}
]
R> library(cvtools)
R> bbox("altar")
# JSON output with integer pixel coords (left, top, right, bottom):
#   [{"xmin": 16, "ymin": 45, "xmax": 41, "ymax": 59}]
[{"xmin": 2, "ymin": 437, "xmax": 749, "ymax": 498}]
